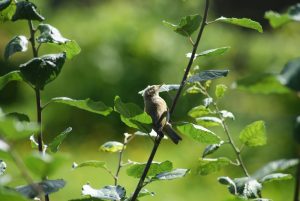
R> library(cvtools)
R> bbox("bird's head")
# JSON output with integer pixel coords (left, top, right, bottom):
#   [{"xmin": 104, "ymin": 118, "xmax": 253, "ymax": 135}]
[{"xmin": 143, "ymin": 85, "xmax": 162, "ymax": 98}]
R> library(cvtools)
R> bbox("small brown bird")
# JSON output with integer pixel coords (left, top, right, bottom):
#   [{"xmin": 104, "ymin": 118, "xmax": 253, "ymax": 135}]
[{"xmin": 143, "ymin": 85, "xmax": 182, "ymax": 144}]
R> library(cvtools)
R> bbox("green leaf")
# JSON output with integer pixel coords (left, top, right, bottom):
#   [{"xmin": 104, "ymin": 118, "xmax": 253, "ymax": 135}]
[
  {"xmin": 0, "ymin": 187, "xmax": 30, "ymax": 201},
  {"xmin": 4, "ymin": 35, "xmax": 28, "ymax": 60},
  {"xmin": 69, "ymin": 198, "xmax": 103, "ymax": 201},
  {"xmin": 220, "ymin": 110, "xmax": 235, "ymax": 120},
  {"xmin": 72, "ymin": 160, "xmax": 107, "ymax": 169},
  {"xmin": 215, "ymin": 84, "xmax": 227, "ymax": 99},
  {"xmin": 288, "ymin": 4, "xmax": 300, "ymax": 21},
  {"xmin": 12, "ymin": 1, "xmax": 44, "ymax": 21},
  {"xmin": 234, "ymin": 73, "xmax": 290, "ymax": 94},
  {"xmin": 100, "ymin": 141, "xmax": 124, "ymax": 153},
  {"xmin": 202, "ymin": 143, "xmax": 223, "ymax": 158},
  {"xmin": 196, "ymin": 116, "xmax": 222, "ymax": 127},
  {"xmin": 49, "ymin": 97, "xmax": 112, "ymax": 116},
  {"xmin": 37, "ymin": 24, "xmax": 81, "ymax": 59},
  {"xmin": 163, "ymin": 14, "xmax": 202, "ymax": 37},
  {"xmin": 279, "ymin": 58, "xmax": 300, "ymax": 92},
  {"xmin": 177, "ymin": 123, "xmax": 220, "ymax": 144},
  {"xmin": 48, "ymin": 127, "xmax": 72, "ymax": 153},
  {"xmin": 16, "ymin": 179, "xmax": 65, "ymax": 199},
  {"xmin": 188, "ymin": 105, "xmax": 211, "ymax": 118},
  {"xmin": 252, "ymin": 159, "xmax": 299, "ymax": 179},
  {"xmin": 197, "ymin": 157, "xmax": 231, "ymax": 175},
  {"xmin": 184, "ymin": 85, "xmax": 203, "ymax": 95},
  {"xmin": 218, "ymin": 176, "xmax": 235, "ymax": 186},
  {"xmin": 264, "ymin": 11, "xmax": 291, "ymax": 28},
  {"xmin": 0, "ymin": 0, "xmax": 11, "ymax": 11},
  {"xmin": 259, "ymin": 173, "xmax": 292, "ymax": 184},
  {"xmin": 6, "ymin": 112, "xmax": 30, "ymax": 122},
  {"xmin": 215, "ymin": 17, "xmax": 263, "ymax": 33},
  {"xmin": 0, "ymin": 117, "xmax": 39, "ymax": 140},
  {"xmin": 19, "ymin": 53, "xmax": 66, "ymax": 90},
  {"xmin": 154, "ymin": 168, "xmax": 189, "ymax": 180},
  {"xmin": 0, "ymin": 160, "xmax": 6, "ymax": 175},
  {"xmin": 228, "ymin": 178, "xmax": 262, "ymax": 199},
  {"xmin": 127, "ymin": 160, "xmax": 173, "ymax": 178},
  {"xmin": 137, "ymin": 189, "xmax": 155, "ymax": 198},
  {"xmin": 187, "ymin": 70, "xmax": 229, "ymax": 83},
  {"xmin": 0, "ymin": 71, "xmax": 24, "ymax": 90},
  {"xmin": 82, "ymin": 184, "xmax": 126, "ymax": 200},
  {"xmin": 0, "ymin": 0, "xmax": 16, "ymax": 22},
  {"xmin": 187, "ymin": 47, "xmax": 231, "ymax": 59},
  {"xmin": 24, "ymin": 152, "xmax": 64, "ymax": 178},
  {"xmin": 114, "ymin": 96, "xmax": 151, "ymax": 132},
  {"xmin": 239, "ymin": 121, "xmax": 266, "ymax": 147}
]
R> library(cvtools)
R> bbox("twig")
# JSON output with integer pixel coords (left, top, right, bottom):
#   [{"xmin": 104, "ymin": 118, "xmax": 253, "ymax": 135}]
[
  {"xmin": 294, "ymin": 156, "xmax": 300, "ymax": 201},
  {"xmin": 130, "ymin": 1, "xmax": 210, "ymax": 200}
]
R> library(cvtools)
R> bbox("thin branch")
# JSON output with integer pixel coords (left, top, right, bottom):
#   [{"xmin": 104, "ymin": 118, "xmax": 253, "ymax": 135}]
[{"xmin": 294, "ymin": 158, "xmax": 300, "ymax": 201}]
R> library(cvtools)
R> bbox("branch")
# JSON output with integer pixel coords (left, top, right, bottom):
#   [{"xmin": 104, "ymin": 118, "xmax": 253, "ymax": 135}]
[{"xmin": 130, "ymin": 1, "xmax": 210, "ymax": 200}]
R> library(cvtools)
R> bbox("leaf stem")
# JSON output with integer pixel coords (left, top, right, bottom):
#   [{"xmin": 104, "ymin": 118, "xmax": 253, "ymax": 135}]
[{"xmin": 130, "ymin": 1, "xmax": 210, "ymax": 200}]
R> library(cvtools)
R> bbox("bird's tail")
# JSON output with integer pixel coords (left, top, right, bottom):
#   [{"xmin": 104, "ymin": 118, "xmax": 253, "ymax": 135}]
[{"xmin": 163, "ymin": 123, "xmax": 182, "ymax": 144}]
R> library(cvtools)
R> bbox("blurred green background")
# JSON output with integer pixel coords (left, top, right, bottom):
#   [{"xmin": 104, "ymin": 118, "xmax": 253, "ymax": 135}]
[{"xmin": 1, "ymin": 0, "xmax": 300, "ymax": 200}]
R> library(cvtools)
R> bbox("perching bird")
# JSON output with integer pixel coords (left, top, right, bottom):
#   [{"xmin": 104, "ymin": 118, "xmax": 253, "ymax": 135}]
[{"xmin": 143, "ymin": 85, "xmax": 182, "ymax": 144}]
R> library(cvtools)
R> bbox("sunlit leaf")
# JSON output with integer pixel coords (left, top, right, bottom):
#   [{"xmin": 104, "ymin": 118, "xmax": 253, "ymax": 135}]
[
  {"xmin": 187, "ymin": 70, "xmax": 229, "ymax": 83},
  {"xmin": 252, "ymin": 159, "xmax": 299, "ymax": 179},
  {"xmin": 0, "ymin": 0, "xmax": 16, "ymax": 22},
  {"xmin": 137, "ymin": 189, "xmax": 155, "ymax": 198},
  {"xmin": 4, "ymin": 35, "xmax": 28, "ymax": 60},
  {"xmin": 163, "ymin": 14, "xmax": 202, "ymax": 37},
  {"xmin": 234, "ymin": 73, "xmax": 290, "ymax": 94},
  {"xmin": 82, "ymin": 184, "xmax": 126, "ymax": 200},
  {"xmin": 188, "ymin": 105, "xmax": 211, "ymax": 118},
  {"xmin": 264, "ymin": 11, "xmax": 291, "ymax": 28},
  {"xmin": 12, "ymin": 1, "xmax": 44, "ymax": 21},
  {"xmin": 259, "ymin": 173, "xmax": 292, "ymax": 184},
  {"xmin": 239, "ymin": 121, "xmax": 266, "ymax": 147},
  {"xmin": 16, "ymin": 179, "xmax": 65, "ymax": 199},
  {"xmin": 49, "ymin": 97, "xmax": 112, "ymax": 116},
  {"xmin": 215, "ymin": 17, "xmax": 263, "ymax": 33},
  {"xmin": 177, "ymin": 123, "xmax": 220, "ymax": 144},
  {"xmin": 220, "ymin": 110, "xmax": 235, "ymax": 120},
  {"xmin": 187, "ymin": 47, "xmax": 230, "ymax": 59},
  {"xmin": 154, "ymin": 168, "xmax": 189, "ymax": 180},
  {"xmin": 0, "ymin": 71, "xmax": 24, "ymax": 91},
  {"xmin": 215, "ymin": 84, "xmax": 227, "ymax": 98},
  {"xmin": 100, "ymin": 141, "xmax": 124, "ymax": 153},
  {"xmin": 48, "ymin": 127, "xmax": 72, "ymax": 153},
  {"xmin": 203, "ymin": 98, "xmax": 213, "ymax": 107},
  {"xmin": 202, "ymin": 142, "xmax": 223, "ymax": 158},
  {"xmin": 279, "ymin": 58, "xmax": 300, "ymax": 92},
  {"xmin": 19, "ymin": 53, "xmax": 66, "ymax": 90},
  {"xmin": 197, "ymin": 157, "xmax": 231, "ymax": 175},
  {"xmin": 196, "ymin": 116, "xmax": 222, "ymax": 127},
  {"xmin": 127, "ymin": 160, "xmax": 172, "ymax": 178},
  {"xmin": 227, "ymin": 178, "xmax": 262, "ymax": 199},
  {"xmin": 72, "ymin": 160, "xmax": 107, "ymax": 169}
]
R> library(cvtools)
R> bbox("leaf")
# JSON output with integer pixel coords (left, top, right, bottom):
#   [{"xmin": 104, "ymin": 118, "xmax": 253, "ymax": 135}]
[
  {"xmin": 239, "ymin": 121, "xmax": 266, "ymax": 147},
  {"xmin": 228, "ymin": 178, "xmax": 262, "ymax": 199},
  {"xmin": 12, "ymin": 1, "xmax": 44, "ymax": 21},
  {"xmin": 24, "ymin": 152, "xmax": 64, "ymax": 178},
  {"xmin": 0, "ymin": 0, "xmax": 16, "ymax": 22},
  {"xmin": 215, "ymin": 84, "xmax": 227, "ymax": 98},
  {"xmin": 72, "ymin": 160, "xmax": 107, "ymax": 169},
  {"xmin": 264, "ymin": 11, "xmax": 291, "ymax": 28},
  {"xmin": 187, "ymin": 70, "xmax": 229, "ymax": 83},
  {"xmin": 279, "ymin": 58, "xmax": 300, "ymax": 92},
  {"xmin": 49, "ymin": 97, "xmax": 112, "ymax": 116},
  {"xmin": 186, "ymin": 47, "xmax": 231, "ymax": 59},
  {"xmin": 48, "ymin": 127, "xmax": 72, "ymax": 153},
  {"xmin": 114, "ymin": 96, "xmax": 151, "ymax": 132},
  {"xmin": 0, "ymin": 160, "xmax": 7, "ymax": 175},
  {"xmin": 184, "ymin": 86, "xmax": 203, "ymax": 95},
  {"xmin": 0, "ymin": 71, "xmax": 24, "ymax": 90},
  {"xmin": 197, "ymin": 157, "xmax": 231, "ymax": 175},
  {"xmin": 0, "ymin": 0, "xmax": 11, "ymax": 11},
  {"xmin": 6, "ymin": 112, "xmax": 30, "ymax": 122},
  {"xmin": 218, "ymin": 176, "xmax": 235, "ymax": 186},
  {"xmin": 16, "ymin": 179, "xmax": 65, "ymax": 199},
  {"xmin": 154, "ymin": 168, "xmax": 189, "ymax": 180},
  {"xmin": 0, "ymin": 118, "xmax": 39, "ymax": 140},
  {"xmin": 259, "ymin": 173, "xmax": 292, "ymax": 184},
  {"xmin": 82, "ymin": 184, "xmax": 126, "ymax": 200},
  {"xmin": 220, "ymin": 110, "xmax": 235, "ymax": 120},
  {"xmin": 137, "ymin": 189, "xmax": 155, "ymax": 198},
  {"xmin": 100, "ymin": 141, "xmax": 124, "ymax": 153},
  {"xmin": 139, "ymin": 84, "xmax": 179, "ymax": 95},
  {"xmin": 19, "ymin": 53, "xmax": 66, "ymax": 90},
  {"xmin": 202, "ymin": 143, "xmax": 222, "ymax": 158},
  {"xmin": 188, "ymin": 105, "xmax": 211, "ymax": 118},
  {"xmin": 252, "ymin": 159, "xmax": 299, "ymax": 179},
  {"xmin": 196, "ymin": 116, "xmax": 222, "ymax": 127},
  {"xmin": 0, "ymin": 187, "xmax": 30, "ymax": 201},
  {"xmin": 288, "ymin": 3, "xmax": 300, "ymax": 21},
  {"xmin": 127, "ymin": 160, "xmax": 173, "ymax": 178},
  {"xmin": 0, "ymin": 139, "xmax": 10, "ymax": 152},
  {"xmin": 163, "ymin": 14, "xmax": 202, "ymax": 37},
  {"xmin": 234, "ymin": 73, "xmax": 290, "ymax": 94},
  {"xmin": 215, "ymin": 17, "xmax": 263, "ymax": 33},
  {"xmin": 4, "ymin": 35, "xmax": 28, "ymax": 60},
  {"xmin": 203, "ymin": 98, "xmax": 213, "ymax": 107},
  {"xmin": 177, "ymin": 123, "xmax": 220, "ymax": 144},
  {"xmin": 37, "ymin": 24, "xmax": 81, "ymax": 59},
  {"xmin": 69, "ymin": 198, "xmax": 103, "ymax": 201}
]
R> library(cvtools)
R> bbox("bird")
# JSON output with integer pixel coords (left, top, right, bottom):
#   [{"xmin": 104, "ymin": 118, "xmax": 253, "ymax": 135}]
[{"xmin": 143, "ymin": 85, "xmax": 182, "ymax": 144}]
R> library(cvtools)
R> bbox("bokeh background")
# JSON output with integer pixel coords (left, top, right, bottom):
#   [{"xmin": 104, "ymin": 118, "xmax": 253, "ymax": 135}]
[{"xmin": 1, "ymin": 0, "xmax": 300, "ymax": 200}]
